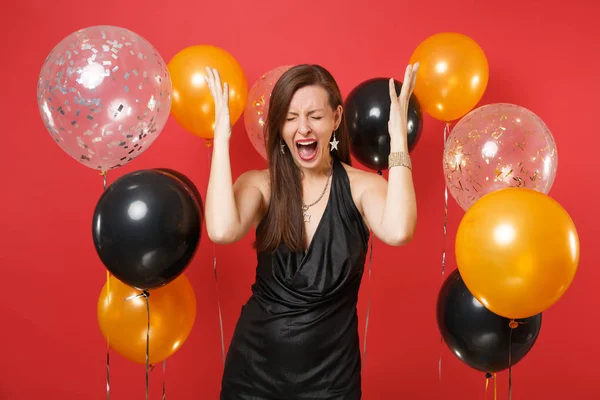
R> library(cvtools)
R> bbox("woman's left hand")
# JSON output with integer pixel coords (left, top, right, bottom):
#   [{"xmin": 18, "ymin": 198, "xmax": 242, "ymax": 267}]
[{"xmin": 388, "ymin": 63, "xmax": 419, "ymax": 145}]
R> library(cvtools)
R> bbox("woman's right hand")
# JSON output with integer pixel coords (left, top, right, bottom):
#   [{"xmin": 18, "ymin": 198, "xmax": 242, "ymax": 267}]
[{"xmin": 203, "ymin": 67, "xmax": 231, "ymax": 142}]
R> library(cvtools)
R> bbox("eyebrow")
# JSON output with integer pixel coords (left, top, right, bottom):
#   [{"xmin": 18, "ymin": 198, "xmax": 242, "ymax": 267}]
[{"xmin": 287, "ymin": 109, "xmax": 325, "ymax": 116}]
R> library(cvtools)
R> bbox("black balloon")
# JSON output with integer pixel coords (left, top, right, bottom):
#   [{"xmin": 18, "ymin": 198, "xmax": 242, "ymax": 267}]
[
  {"xmin": 344, "ymin": 78, "xmax": 423, "ymax": 171},
  {"xmin": 92, "ymin": 170, "xmax": 202, "ymax": 290},
  {"xmin": 437, "ymin": 270, "xmax": 542, "ymax": 373}
]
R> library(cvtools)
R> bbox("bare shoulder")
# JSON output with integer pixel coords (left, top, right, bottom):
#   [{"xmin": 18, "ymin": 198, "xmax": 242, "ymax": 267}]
[
  {"xmin": 340, "ymin": 162, "xmax": 387, "ymax": 212},
  {"xmin": 341, "ymin": 162, "xmax": 386, "ymax": 191},
  {"xmin": 235, "ymin": 168, "xmax": 270, "ymax": 198}
]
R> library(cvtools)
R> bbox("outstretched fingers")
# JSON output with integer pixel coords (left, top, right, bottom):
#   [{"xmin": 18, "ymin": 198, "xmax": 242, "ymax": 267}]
[
  {"xmin": 212, "ymin": 68, "xmax": 222, "ymax": 100},
  {"xmin": 203, "ymin": 66, "xmax": 225, "ymax": 104},
  {"xmin": 400, "ymin": 63, "xmax": 419, "ymax": 103},
  {"xmin": 408, "ymin": 62, "xmax": 419, "ymax": 93},
  {"xmin": 399, "ymin": 64, "xmax": 413, "ymax": 102},
  {"xmin": 203, "ymin": 67, "xmax": 215, "ymax": 98},
  {"xmin": 389, "ymin": 78, "xmax": 399, "ymax": 105},
  {"xmin": 222, "ymin": 82, "xmax": 229, "ymax": 107}
]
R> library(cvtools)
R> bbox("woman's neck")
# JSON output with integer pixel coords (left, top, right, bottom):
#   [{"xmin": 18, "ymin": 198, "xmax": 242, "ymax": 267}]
[{"xmin": 300, "ymin": 156, "xmax": 333, "ymax": 182}]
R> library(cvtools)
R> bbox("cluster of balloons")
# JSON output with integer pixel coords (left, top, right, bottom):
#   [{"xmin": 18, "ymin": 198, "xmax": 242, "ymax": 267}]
[
  {"xmin": 93, "ymin": 168, "xmax": 203, "ymax": 364},
  {"xmin": 169, "ymin": 32, "xmax": 485, "ymax": 169},
  {"xmin": 342, "ymin": 32, "xmax": 489, "ymax": 171},
  {"xmin": 37, "ymin": 25, "xmax": 205, "ymax": 366},
  {"xmin": 38, "ymin": 24, "xmax": 580, "ymax": 376},
  {"xmin": 239, "ymin": 33, "xmax": 487, "ymax": 170},
  {"xmin": 439, "ymin": 185, "xmax": 579, "ymax": 374},
  {"xmin": 400, "ymin": 33, "xmax": 580, "ymax": 374},
  {"xmin": 242, "ymin": 68, "xmax": 425, "ymax": 169}
]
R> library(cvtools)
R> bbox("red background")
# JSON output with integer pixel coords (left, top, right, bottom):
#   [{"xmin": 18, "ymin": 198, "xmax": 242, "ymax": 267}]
[{"xmin": 1, "ymin": 0, "xmax": 598, "ymax": 398}]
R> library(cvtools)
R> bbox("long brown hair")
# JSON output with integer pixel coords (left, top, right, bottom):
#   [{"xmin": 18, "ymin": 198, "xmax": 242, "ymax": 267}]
[{"xmin": 255, "ymin": 64, "xmax": 351, "ymax": 253}]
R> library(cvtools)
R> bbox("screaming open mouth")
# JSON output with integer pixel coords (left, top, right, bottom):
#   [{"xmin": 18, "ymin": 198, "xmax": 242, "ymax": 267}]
[{"xmin": 296, "ymin": 139, "xmax": 318, "ymax": 161}]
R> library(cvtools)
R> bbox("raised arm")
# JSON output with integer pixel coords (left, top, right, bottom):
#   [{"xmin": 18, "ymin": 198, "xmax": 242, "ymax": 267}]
[
  {"xmin": 359, "ymin": 63, "xmax": 419, "ymax": 246},
  {"xmin": 203, "ymin": 67, "xmax": 266, "ymax": 244}
]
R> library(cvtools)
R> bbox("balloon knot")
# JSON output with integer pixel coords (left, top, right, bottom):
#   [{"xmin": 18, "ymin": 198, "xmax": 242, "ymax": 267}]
[
  {"xmin": 205, "ymin": 139, "xmax": 213, "ymax": 148},
  {"xmin": 377, "ymin": 170, "xmax": 382, "ymax": 176},
  {"xmin": 125, "ymin": 290, "xmax": 151, "ymax": 301},
  {"xmin": 485, "ymin": 372, "xmax": 493, "ymax": 379},
  {"xmin": 509, "ymin": 320, "xmax": 519, "ymax": 329}
]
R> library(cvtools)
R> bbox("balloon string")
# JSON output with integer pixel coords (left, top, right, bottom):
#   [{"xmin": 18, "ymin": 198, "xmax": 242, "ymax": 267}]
[
  {"xmin": 438, "ymin": 337, "xmax": 442, "ymax": 382},
  {"xmin": 442, "ymin": 122, "xmax": 450, "ymax": 279},
  {"xmin": 439, "ymin": 122, "xmax": 450, "ymax": 382},
  {"xmin": 494, "ymin": 373, "xmax": 497, "ymax": 400},
  {"xmin": 125, "ymin": 290, "xmax": 151, "ymax": 399},
  {"xmin": 484, "ymin": 373, "xmax": 497, "ymax": 400},
  {"xmin": 101, "ymin": 170, "xmax": 111, "ymax": 400},
  {"xmin": 106, "ymin": 342, "xmax": 111, "ymax": 400},
  {"xmin": 206, "ymin": 148, "xmax": 225, "ymax": 366},
  {"xmin": 143, "ymin": 292, "xmax": 151, "ymax": 400},
  {"xmin": 362, "ymin": 231, "xmax": 374, "ymax": 369},
  {"xmin": 508, "ymin": 321, "xmax": 514, "ymax": 400},
  {"xmin": 161, "ymin": 360, "xmax": 166, "ymax": 400},
  {"xmin": 103, "ymin": 171, "xmax": 109, "ymax": 298}
]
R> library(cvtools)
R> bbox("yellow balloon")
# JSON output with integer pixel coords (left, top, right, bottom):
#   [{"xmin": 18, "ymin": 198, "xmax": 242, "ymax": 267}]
[
  {"xmin": 409, "ymin": 32, "xmax": 489, "ymax": 122},
  {"xmin": 97, "ymin": 274, "xmax": 196, "ymax": 364},
  {"xmin": 455, "ymin": 188, "xmax": 579, "ymax": 319},
  {"xmin": 168, "ymin": 45, "xmax": 248, "ymax": 140}
]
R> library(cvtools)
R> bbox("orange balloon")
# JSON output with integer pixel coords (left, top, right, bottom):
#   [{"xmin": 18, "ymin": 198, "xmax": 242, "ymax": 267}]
[
  {"xmin": 97, "ymin": 274, "xmax": 196, "ymax": 364},
  {"xmin": 456, "ymin": 188, "xmax": 579, "ymax": 319},
  {"xmin": 167, "ymin": 45, "xmax": 248, "ymax": 139},
  {"xmin": 409, "ymin": 32, "xmax": 489, "ymax": 122}
]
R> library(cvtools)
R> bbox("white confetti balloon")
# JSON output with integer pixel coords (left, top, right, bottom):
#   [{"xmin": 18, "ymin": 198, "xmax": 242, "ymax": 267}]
[{"xmin": 37, "ymin": 25, "xmax": 172, "ymax": 171}]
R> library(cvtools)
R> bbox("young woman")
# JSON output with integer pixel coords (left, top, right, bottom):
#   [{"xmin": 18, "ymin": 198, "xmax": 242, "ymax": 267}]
[{"xmin": 204, "ymin": 63, "xmax": 418, "ymax": 399}]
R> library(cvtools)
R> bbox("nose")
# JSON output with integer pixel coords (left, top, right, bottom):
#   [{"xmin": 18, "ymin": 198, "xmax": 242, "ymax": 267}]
[{"xmin": 297, "ymin": 115, "xmax": 312, "ymax": 135}]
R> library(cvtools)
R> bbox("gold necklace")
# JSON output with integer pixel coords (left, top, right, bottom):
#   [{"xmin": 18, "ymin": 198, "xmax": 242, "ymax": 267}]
[{"xmin": 302, "ymin": 163, "xmax": 333, "ymax": 223}]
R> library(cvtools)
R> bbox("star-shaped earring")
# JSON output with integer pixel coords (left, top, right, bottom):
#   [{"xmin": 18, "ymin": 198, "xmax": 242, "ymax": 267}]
[{"xmin": 330, "ymin": 132, "xmax": 339, "ymax": 152}]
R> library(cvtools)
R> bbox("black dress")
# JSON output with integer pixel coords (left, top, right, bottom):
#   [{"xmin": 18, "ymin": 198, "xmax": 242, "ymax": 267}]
[{"xmin": 220, "ymin": 158, "xmax": 370, "ymax": 400}]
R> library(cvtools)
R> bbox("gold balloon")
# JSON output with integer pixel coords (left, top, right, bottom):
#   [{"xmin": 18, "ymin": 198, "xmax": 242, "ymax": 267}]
[
  {"xmin": 97, "ymin": 274, "xmax": 196, "ymax": 364},
  {"xmin": 168, "ymin": 45, "xmax": 248, "ymax": 140},
  {"xmin": 409, "ymin": 32, "xmax": 489, "ymax": 122},
  {"xmin": 456, "ymin": 188, "xmax": 579, "ymax": 319}
]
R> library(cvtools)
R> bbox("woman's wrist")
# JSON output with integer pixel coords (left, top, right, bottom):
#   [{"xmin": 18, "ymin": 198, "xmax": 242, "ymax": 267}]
[
  {"xmin": 213, "ymin": 130, "xmax": 231, "ymax": 147},
  {"xmin": 389, "ymin": 134, "xmax": 408, "ymax": 153}
]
